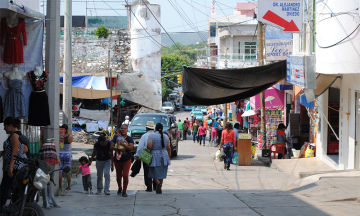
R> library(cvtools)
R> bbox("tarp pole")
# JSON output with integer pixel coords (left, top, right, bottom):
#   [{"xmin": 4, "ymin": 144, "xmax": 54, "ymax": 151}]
[{"xmin": 258, "ymin": 22, "xmax": 266, "ymax": 149}]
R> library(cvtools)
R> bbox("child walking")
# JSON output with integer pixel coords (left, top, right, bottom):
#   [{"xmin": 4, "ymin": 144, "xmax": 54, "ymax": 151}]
[
  {"xmin": 76, "ymin": 156, "xmax": 93, "ymax": 194},
  {"xmin": 277, "ymin": 123, "xmax": 290, "ymax": 159},
  {"xmin": 115, "ymin": 129, "xmax": 125, "ymax": 160}
]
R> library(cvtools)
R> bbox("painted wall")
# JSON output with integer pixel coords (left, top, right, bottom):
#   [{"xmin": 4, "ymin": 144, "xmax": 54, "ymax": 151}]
[
  {"xmin": 119, "ymin": 1, "xmax": 161, "ymax": 111},
  {"xmin": 315, "ymin": 0, "xmax": 360, "ymax": 74},
  {"xmin": 316, "ymin": 74, "xmax": 360, "ymax": 170}
]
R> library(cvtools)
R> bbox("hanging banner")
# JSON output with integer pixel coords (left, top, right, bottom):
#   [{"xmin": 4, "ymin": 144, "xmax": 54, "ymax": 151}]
[
  {"xmin": 286, "ymin": 55, "xmax": 316, "ymax": 89},
  {"xmin": 265, "ymin": 25, "xmax": 293, "ymax": 61},
  {"xmin": 258, "ymin": 0, "xmax": 303, "ymax": 32}
]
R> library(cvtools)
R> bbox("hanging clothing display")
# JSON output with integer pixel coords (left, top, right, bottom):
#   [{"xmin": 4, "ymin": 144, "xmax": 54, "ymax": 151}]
[
  {"xmin": 182, "ymin": 61, "xmax": 286, "ymax": 105},
  {"xmin": 0, "ymin": 95, "xmax": 3, "ymax": 123},
  {"xmin": 38, "ymin": 144, "xmax": 58, "ymax": 164},
  {"xmin": 0, "ymin": 18, "xmax": 27, "ymax": 64},
  {"xmin": 4, "ymin": 79, "xmax": 26, "ymax": 118},
  {"xmin": 27, "ymin": 71, "xmax": 51, "ymax": 126}
]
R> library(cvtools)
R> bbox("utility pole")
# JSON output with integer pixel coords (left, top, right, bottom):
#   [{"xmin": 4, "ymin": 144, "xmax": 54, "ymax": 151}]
[
  {"xmin": 257, "ymin": 22, "xmax": 266, "ymax": 149},
  {"xmin": 108, "ymin": 50, "xmax": 113, "ymax": 137},
  {"xmin": 224, "ymin": 48, "xmax": 229, "ymax": 123},
  {"xmin": 63, "ymin": 0, "xmax": 72, "ymax": 132},
  {"xmin": 44, "ymin": 0, "xmax": 60, "ymax": 193}
]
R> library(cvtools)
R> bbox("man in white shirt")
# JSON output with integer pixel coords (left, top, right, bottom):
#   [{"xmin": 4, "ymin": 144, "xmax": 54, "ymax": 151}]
[
  {"xmin": 122, "ymin": 116, "xmax": 130, "ymax": 125},
  {"xmin": 135, "ymin": 121, "xmax": 156, "ymax": 192}
]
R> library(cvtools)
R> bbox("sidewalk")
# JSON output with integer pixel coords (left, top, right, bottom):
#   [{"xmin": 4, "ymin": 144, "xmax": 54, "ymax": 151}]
[{"xmin": 43, "ymin": 140, "xmax": 360, "ymax": 216}]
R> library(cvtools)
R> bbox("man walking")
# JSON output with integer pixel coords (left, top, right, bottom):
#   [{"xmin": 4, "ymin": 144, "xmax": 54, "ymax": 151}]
[
  {"xmin": 135, "ymin": 121, "xmax": 157, "ymax": 192},
  {"xmin": 178, "ymin": 119, "xmax": 184, "ymax": 140}
]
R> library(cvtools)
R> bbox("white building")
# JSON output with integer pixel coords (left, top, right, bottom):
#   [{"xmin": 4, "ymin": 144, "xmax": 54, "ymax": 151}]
[
  {"xmin": 207, "ymin": 3, "xmax": 258, "ymax": 69},
  {"xmin": 293, "ymin": 0, "xmax": 360, "ymax": 170}
]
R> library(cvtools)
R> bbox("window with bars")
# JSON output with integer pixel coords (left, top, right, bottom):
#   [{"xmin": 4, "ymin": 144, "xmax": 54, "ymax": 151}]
[{"xmin": 244, "ymin": 41, "xmax": 256, "ymax": 60}]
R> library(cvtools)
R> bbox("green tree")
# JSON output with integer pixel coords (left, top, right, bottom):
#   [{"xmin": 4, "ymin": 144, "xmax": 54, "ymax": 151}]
[
  {"xmin": 161, "ymin": 53, "xmax": 190, "ymax": 99},
  {"xmin": 95, "ymin": 25, "xmax": 109, "ymax": 39}
]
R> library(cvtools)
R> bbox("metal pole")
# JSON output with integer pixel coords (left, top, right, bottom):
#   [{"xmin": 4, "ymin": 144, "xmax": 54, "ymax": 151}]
[
  {"xmin": 224, "ymin": 48, "xmax": 228, "ymax": 123},
  {"xmin": 85, "ymin": 0, "xmax": 87, "ymax": 29},
  {"xmin": 45, "ymin": 0, "xmax": 60, "ymax": 194},
  {"xmin": 257, "ymin": 22, "xmax": 266, "ymax": 149},
  {"xmin": 63, "ymin": 0, "xmax": 72, "ymax": 133}
]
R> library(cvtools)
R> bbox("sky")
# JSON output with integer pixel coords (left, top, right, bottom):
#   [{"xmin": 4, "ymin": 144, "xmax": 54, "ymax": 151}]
[{"xmin": 39, "ymin": 0, "xmax": 256, "ymax": 32}]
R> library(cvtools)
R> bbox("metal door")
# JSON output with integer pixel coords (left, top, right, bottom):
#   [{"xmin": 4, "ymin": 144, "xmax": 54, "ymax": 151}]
[{"xmin": 355, "ymin": 92, "xmax": 360, "ymax": 169}]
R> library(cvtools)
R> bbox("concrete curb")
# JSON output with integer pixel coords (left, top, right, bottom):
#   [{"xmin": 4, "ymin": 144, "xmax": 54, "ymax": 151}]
[
  {"xmin": 299, "ymin": 169, "xmax": 360, "ymax": 179},
  {"xmin": 295, "ymin": 171, "xmax": 360, "ymax": 186}
]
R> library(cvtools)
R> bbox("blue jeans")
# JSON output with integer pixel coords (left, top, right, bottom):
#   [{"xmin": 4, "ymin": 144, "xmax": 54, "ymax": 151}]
[
  {"xmin": 193, "ymin": 131, "xmax": 198, "ymax": 142},
  {"xmin": 223, "ymin": 142, "xmax": 234, "ymax": 169},
  {"xmin": 199, "ymin": 135, "xmax": 206, "ymax": 145},
  {"xmin": 96, "ymin": 159, "xmax": 111, "ymax": 193}
]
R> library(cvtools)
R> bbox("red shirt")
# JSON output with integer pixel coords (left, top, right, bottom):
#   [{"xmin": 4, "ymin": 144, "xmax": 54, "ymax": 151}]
[{"xmin": 222, "ymin": 129, "xmax": 235, "ymax": 144}]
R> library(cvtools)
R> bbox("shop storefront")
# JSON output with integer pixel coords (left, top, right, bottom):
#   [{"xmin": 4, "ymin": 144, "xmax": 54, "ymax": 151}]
[{"xmin": 249, "ymin": 87, "xmax": 286, "ymax": 148}]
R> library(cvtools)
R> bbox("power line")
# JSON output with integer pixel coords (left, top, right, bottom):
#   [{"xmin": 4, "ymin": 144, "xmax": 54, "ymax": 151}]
[
  {"xmin": 173, "ymin": 0, "xmax": 207, "ymax": 40},
  {"xmin": 169, "ymin": 0, "xmax": 207, "ymax": 41},
  {"xmin": 142, "ymin": 0, "xmax": 188, "ymax": 57},
  {"xmin": 315, "ymin": 24, "xmax": 360, "ymax": 49}
]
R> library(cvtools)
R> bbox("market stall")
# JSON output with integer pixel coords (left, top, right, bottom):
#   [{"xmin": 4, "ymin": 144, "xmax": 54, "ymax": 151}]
[{"xmin": 250, "ymin": 87, "xmax": 285, "ymax": 148}]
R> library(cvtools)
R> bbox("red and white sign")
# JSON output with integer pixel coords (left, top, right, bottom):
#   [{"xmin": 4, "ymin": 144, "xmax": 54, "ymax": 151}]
[{"xmin": 258, "ymin": 0, "xmax": 302, "ymax": 32}]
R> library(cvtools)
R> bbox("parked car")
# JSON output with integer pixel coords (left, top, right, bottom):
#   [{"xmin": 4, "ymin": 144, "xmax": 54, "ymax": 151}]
[
  {"xmin": 184, "ymin": 106, "xmax": 193, "ymax": 111},
  {"xmin": 192, "ymin": 110, "xmax": 203, "ymax": 120},
  {"xmin": 127, "ymin": 113, "xmax": 179, "ymax": 157},
  {"xmin": 162, "ymin": 101, "xmax": 175, "ymax": 114},
  {"xmin": 197, "ymin": 106, "xmax": 208, "ymax": 115},
  {"xmin": 168, "ymin": 93, "xmax": 178, "ymax": 102}
]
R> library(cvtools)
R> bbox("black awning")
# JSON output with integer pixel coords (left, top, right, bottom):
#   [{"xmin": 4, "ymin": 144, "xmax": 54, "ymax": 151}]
[{"xmin": 182, "ymin": 61, "xmax": 287, "ymax": 105}]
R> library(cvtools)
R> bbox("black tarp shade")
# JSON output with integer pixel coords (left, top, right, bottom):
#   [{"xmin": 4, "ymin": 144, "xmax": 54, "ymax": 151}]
[{"xmin": 182, "ymin": 61, "xmax": 287, "ymax": 105}]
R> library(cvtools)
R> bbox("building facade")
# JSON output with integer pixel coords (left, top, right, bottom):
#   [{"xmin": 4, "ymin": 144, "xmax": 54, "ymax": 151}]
[{"xmin": 207, "ymin": 3, "xmax": 258, "ymax": 69}]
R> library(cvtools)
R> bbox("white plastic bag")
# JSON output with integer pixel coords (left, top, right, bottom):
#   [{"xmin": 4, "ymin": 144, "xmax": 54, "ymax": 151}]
[{"xmin": 215, "ymin": 150, "xmax": 221, "ymax": 160}]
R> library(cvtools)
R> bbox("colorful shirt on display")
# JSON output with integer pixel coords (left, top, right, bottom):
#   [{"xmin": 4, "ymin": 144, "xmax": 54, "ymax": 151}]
[
  {"xmin": 79, "ymin": 163, "xmax": 91, "ymax": 176},
  {"xmin": 27, "ymin": 71, "xmax": 49, "ymax": 91}
]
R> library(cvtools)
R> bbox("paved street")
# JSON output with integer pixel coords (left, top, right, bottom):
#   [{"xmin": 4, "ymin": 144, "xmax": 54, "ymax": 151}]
[{"xmin": 47, "ymin": 111, "xmax": 360, "ymax": 216}]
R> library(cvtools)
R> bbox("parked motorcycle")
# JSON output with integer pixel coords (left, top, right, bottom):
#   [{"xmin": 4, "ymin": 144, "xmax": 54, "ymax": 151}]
[{"xmin": 2, "ymin": 155, "xmax": 69, "ymax": 216}]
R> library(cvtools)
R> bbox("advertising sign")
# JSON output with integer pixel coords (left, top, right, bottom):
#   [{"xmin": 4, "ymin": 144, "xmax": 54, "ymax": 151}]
[
  {"xmin": 265, "ymin": 25, "xmax": 293, "ymax": 61},
  {"xmin": 258, "ymin": 0, "xmax": 302, "ymax": 32},
  {"xmin": 286, "ymin": 56, "xmax": 316, "ymax": 89}
]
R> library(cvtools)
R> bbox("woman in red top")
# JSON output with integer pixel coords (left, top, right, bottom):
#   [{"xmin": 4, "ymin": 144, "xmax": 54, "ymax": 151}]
[{"xmin": 219, "ymin": 122, "xmax": 237, "ymax": 170}]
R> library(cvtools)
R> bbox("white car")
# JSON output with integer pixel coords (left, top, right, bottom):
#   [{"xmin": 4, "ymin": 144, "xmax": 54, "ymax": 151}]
[{"xmin": 162, "ymin": 102, "xmax": 175, "ymax": 114}]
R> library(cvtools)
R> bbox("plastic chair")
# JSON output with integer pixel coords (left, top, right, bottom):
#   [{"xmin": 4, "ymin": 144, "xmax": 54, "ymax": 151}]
[{"xmin": 269, "ymin": 143, "xmax": 286, "ymax": 162}]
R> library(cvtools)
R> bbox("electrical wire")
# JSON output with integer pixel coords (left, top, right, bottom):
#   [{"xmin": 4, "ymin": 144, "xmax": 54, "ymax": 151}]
[
  {"xmin": 168, "ymin": 0, "xmax": 206, "ymax": 41},
  {"xmin": 173, "ymin": 0, "xmax": 207, "ymax": 41},
  {"xmin": 315, "ymin": 24, "xmax": 360, "ymax": 48},
  {"xmin": 142, "ymin": 0, "xmax": 190, "ymax": 59}
]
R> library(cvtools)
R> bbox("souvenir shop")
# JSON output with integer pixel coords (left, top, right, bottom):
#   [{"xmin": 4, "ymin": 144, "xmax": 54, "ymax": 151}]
[
  {"xmin": 248, "ymin": 87, "xmax": 287, "ymax": 148},
  {"xmin": 0, "ymin": 3, "xmax": 56, "ymax": 163}
]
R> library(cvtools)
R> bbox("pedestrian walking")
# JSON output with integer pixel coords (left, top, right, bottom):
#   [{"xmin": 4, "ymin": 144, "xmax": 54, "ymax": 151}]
[
  {"xmin": 219, "ymin": 109, "xmax": 223, "ymax": 117},
  {"xmin": 59, "ymin": 124, "xmax": 73, "ymax": 190},
  {"xmin": 111, "ymin": 124, "xmax": 134, "ymax": 197},
  {"xmin": 147, "ymin": 123, "xmax": 172, "ymax": 194},
  {"xmin": 89, "ymin": 135, "xmax": 112, "ymax": 195},
  {"xmin": 211, "ymin": 119, "xmax": 219, "ymax": 146},
  {"xmin": 198, "ymin": 123, "xmax": 207, "ymax": 146},
  {"xmin": 76, "ymin": 156, "xmax": 93, "ymax": 194},
  {"xmin": 233, "ymin": 123, "xmax": 240, "ymax": 154},
  {"xmin": 178, "ymin": 119, "xmax": 184, "ymax": 140},
  {"xmin": 219, "ymin": 122, "xmax": 237, "ymax": 170},
  {"xmin": 192, "ymin": 120, "xmax": 199, "ymax": 143},
  {"xmin": 183, "ymin": 120, "xmax": 188, "ymax": 140},
  {"xmin": 135, "ymin": 121, "xmax": 157, "ymax": 192},
  {"xmin": 0, "ymin": 117, "xmax": 28, "ymax": 214}
]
